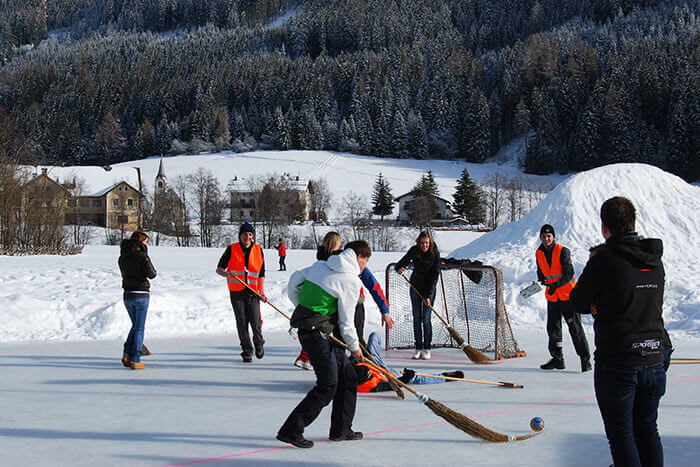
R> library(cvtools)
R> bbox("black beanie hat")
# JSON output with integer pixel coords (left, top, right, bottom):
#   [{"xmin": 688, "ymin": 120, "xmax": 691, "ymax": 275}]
[
  {"xmin": 540, "ymin": 224, "xmax": 555, "ymax": 236},
  {"xmin": 239, "ymin": 221, "xmax": 255, "ymax": 236}
]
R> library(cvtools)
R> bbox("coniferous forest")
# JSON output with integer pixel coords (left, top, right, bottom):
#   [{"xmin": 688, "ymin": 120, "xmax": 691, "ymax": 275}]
[{"xmin": 0, "ymin": 0, "xmax": 698, "ymax": 181}]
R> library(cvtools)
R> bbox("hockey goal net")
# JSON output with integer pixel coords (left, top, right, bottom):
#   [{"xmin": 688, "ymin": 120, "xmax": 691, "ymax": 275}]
[{"xmin": 385, "ymin": 261, "xmax": 525, "ymax": 360}]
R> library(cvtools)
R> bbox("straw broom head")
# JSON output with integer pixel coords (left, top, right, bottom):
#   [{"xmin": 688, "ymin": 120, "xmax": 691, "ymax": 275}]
[
  {"xmin": 424, "ymin": 397, "xmax": 540, "ymax": 442},
  {"xmin": 446, "ymin": 326, "xmax": 491, "ymax": 365}
]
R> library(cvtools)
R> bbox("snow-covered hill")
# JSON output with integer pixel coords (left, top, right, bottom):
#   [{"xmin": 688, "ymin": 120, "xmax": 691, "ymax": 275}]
[{"xmin": 450, "ymin": 163, "xmax": 700, "ymax": 334}]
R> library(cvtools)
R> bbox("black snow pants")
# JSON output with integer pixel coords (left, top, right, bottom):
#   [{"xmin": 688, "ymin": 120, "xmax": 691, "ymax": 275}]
[
  {"xmin": 546, "ymin": 299, "xmax": 590, "ymax": 361},
  {"xmin": 278, "ymin": 331, "xmax": 358, "ymax": 439}
]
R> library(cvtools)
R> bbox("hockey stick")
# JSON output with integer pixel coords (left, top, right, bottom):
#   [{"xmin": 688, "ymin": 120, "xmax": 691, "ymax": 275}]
[
  {"xmin": 226, "ymin": 274, "xmax": 405, "ymax": 399},
  {"xmin": 399, "ymin": 272, "xmax": 491, "ymax": 364},
  {"xmin": 412, "ymin": 372, "xmax": 524, "ymax": 388}
]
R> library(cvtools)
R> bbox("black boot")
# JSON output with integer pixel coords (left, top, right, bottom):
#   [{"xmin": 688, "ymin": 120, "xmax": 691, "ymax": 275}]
[
  {"xmin": 441, "ymin": 371, "xmax": 465, "ymax": 379},
  {"xmin": 329, "ymin": 431, "xmax": 363, "ymax": 441},
  {"xmin": 581, "ymin": 358, "xmax": 592, "ymax": 372},
  {"xmin": 540, "ymin": 358, "xmax": 565, "ymax": 370},
  {"xmin": 277, "ymin": 432, "xmax": 313, "ymax": 448}
]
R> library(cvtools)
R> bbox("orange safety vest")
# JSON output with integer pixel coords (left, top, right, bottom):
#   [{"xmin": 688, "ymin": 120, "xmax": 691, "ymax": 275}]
[
  {"xmin": 536, "ymin": 243, "xmax": 576, "ymax": 302},
  {"xmin": 357, "ymin": 363, "xmax": 393, "ymax": 392},
  {"xmin": 226, "ymin": 242, "xmax": 264, "ymax": 292}
]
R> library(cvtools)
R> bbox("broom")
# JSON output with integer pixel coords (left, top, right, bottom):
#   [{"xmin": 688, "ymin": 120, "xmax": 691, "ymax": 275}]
[
  {"xmin": 399, "ymin": 273, "xmax": 491, "ymax": 364},
  {"xmin": 350, "ymin": 337, "xmax": 538, "ymax": 442},
  {"xmin": 226, "ymin": 275, "xmax": 409, "ymax": 399},
  {"xmin": 412, "ymin": 371, "xmax": 523, "ymax": 388},
  {"xmin": 230, "ymin": 276, "xmax": 538, "ymax": 442}
]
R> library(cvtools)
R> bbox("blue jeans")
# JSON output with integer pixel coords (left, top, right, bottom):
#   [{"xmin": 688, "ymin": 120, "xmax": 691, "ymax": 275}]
[
  {"xmin": 123, "ymin": 296, "xmax": 149, "ymax": 363},
  {"xmin": 367, "ymin": 332, "xmax": 442, "ymax": 385},
  {"xmin": 410, "ymin": 288, "xmax": 436, "ymax": 350},
  {"xmin": 594, "ymin": 361, "xmax": 666, "ymax": 467}
]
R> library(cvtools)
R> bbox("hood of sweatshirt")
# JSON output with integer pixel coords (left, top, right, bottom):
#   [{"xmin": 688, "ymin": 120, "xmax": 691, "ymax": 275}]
[
  {"xmin": 606, "ymin": 234, "xmax": 663, "ymax": 269},
  {"xmin": 326, "ymin": 248, "xmax": 361, "ymax": 276}
]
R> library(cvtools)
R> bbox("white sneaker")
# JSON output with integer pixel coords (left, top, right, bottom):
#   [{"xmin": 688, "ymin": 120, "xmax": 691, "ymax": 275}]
[
  {"xmin": 421, "ymin": 350, "xmax": 431, "ymax": 360},
  {"xmin": 412, "ymin": 351, "xmax": 422, "ymax": 359},
  {"xmin": 294, "ymin": 358, "xmax": 313, "ymax": 371}
]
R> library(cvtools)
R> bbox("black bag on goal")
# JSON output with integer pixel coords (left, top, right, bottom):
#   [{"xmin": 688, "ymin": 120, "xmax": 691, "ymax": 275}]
[{"xmin": 443, "ymin": 257, "xmax": 484, "ymax": 284}]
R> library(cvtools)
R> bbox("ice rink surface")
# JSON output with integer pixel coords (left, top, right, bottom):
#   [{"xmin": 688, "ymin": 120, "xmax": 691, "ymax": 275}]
[{"xmin": 2, "ymin": 329, "xmax": 699, "ymax": 466}]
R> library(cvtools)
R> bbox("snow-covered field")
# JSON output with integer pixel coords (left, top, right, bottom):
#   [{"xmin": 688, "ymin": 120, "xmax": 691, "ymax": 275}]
[{"xmin": 2, "ymin": 158, "xmax": 699, "ymax": 465}]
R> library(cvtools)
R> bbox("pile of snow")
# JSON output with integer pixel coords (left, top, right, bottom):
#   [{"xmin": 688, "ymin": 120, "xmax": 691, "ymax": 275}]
[{"xmin": 450, "ymin": 163, "xmax": 700, "ymax": 334}]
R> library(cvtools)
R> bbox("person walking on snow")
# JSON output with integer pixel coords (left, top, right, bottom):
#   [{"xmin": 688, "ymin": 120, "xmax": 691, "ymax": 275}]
[
  {"xmin": 355, "ymin": 332, "xmax": 463, "ymax": 393},
  {"xmin": 118, "ymin": 231, "xmax": 157, "ymax": 370},
  {"xmin": 275, "ymin": 238, "xmax": 287, "ymax": 271},
  {"xmin": 216, "ymin": 221, "xmax": 267, "ymax": 362},
  {"xmin": 569, "ymin": 197, "xmax": 670, "ymax": 466},
  {"xmin": 277, "ymin": 241, "xmax": 371, "ymax": 448},
  {"xmin": 536, "ymin": 224, "xmax": 591, "ymax": 371}
]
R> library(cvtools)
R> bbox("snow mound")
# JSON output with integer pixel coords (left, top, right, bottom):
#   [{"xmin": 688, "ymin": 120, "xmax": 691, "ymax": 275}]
[{"xmin": 449, "ymin": 163, "xmax": 700, "ymax": 333}]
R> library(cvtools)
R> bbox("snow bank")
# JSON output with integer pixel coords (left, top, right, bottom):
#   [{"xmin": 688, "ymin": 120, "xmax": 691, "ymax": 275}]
[{"xmin": 449, "ymin": 163, "xmax": 700, "ymax": 333}]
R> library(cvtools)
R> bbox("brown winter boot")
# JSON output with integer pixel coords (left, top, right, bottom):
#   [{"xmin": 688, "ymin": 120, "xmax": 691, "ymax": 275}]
[
  {"xmin": 131, "ymin": 362, "xmax": 145, "ymax": 370},
  {"xmin": 121, "ymin": 355, "xmax": 131, "ymax": 368}
]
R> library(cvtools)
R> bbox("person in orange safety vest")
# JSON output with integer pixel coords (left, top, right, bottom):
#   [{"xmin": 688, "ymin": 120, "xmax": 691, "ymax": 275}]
[
  {"xmin": 536, "ymin": 224, "xmax": 591, "ymax": 372},
  {"xmin": 216, "ymin": 221, "xmax": 267, "ymax": 362},
  {"xmin": 355, "ymin": 332, "xmax": 463, "ymax": 392}
]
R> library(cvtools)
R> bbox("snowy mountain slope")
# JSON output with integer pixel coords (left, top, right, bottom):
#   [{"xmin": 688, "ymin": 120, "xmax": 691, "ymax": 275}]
[{"xmin": 450, "ymin": 163, "xmax": 700, "ymax": 333}]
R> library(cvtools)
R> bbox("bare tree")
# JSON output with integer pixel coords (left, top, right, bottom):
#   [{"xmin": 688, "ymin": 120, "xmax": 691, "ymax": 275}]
[
  {"xmin": 0, "ymin": 156, "xmax": 25, "ymax": 250},
  {"xmin": 187, "ymin": 167, "xmax": 223, "ymax": 248},
  {"xmin": 247, "ymin": 174, "xmax": 305, "ymax": 248},
  {"xmin": 308, "ymin": 177, "xmax": 332, "ymax": 221},
  {"xmin": 406, "ymin": 196, "xmax": 437, "ymax": 230},
  {"xmin": 17, "ymin": 170, "xmax": 67, "ymax": 251},
  {"xmin": 484, "ymin": 173, "xmax": 507, "ymax": 229},
  {"xmin": 66, "ymin": 173, "xmax": 94, "ymax": 245},
  {"xmin": 340, "ymin": 191, "xmax": 371, "ymax": 240},
  {"xmin": 505, "ymin": 175, "xmax": 525, "ymax": 222},
  {"xmin": 170, "ymin": 175, "xmax": 191, "ymax": 246}
]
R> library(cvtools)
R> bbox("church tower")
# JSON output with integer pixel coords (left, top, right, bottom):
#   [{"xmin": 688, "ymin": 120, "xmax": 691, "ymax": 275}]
[{"xmin": 155, "ymin": 156, "xmax": 168, "ymax": 195}]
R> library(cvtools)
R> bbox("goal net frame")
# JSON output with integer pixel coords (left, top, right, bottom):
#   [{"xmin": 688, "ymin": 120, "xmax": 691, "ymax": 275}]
[{"xmin": 384, "ymin": 261, "xmax": 525, "ymax": 360}]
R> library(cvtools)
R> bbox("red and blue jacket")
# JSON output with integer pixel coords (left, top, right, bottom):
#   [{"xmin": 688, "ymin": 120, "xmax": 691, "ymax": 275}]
[{"xmin": 360, "ymin": 268, "xmax": 389, "ymax": 315}]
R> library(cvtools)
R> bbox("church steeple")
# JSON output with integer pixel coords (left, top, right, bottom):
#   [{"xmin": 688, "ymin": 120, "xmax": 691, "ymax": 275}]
[{"xmin": 155, "ymin": 156, "xmax": 168, "ymax": 194}]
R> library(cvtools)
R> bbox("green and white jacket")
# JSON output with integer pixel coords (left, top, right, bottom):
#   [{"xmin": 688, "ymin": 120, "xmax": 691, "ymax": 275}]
[{"xmin": 287, "ymin": 249, "xmax": 363, "ymax": 352}]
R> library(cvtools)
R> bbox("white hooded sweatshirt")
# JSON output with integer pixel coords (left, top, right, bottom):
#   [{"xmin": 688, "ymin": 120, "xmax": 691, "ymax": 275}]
[{"xmin": 287, "ymin": 248, "xmax": 363, "ymax": 352}]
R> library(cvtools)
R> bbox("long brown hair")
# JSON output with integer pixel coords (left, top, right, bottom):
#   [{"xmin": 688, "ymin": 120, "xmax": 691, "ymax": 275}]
[
  {"xmin": 130, "ymin": 231, "xmax": 149, "ymax": 243},
  {"xmin": 415, "ymin": 231, "xmax": 436, "ymax": 258}
]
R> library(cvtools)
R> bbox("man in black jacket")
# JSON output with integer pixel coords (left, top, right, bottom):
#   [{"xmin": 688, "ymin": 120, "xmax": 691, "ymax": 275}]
[{"xmin": 570, "ymin": 196, "xmax": 669, "ymax": 467}]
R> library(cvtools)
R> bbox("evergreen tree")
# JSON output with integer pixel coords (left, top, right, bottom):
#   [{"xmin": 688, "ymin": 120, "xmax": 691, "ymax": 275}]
[
  {"xmin": 371, "ymin": 173, "xmax": 394, "ymax": 220},
  {"xmin": 390, "ymin": 110, "xmax": 408, "ymax": 158},
  {"xmin": 453, "ymin": 169, "xmax": 486, "ymax": 224}
]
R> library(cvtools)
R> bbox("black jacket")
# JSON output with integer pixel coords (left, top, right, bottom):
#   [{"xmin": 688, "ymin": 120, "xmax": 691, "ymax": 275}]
[
  {"xmin": 118, "ymin": 238, "xmax": 157, "ymax": 293},
  {"xmin": 569, "ymin": 233, "xmax": 667, "ymax": 367},
  {"xmin": 395, "ymin": 245, "xmax": 441, "ymax": 297}
]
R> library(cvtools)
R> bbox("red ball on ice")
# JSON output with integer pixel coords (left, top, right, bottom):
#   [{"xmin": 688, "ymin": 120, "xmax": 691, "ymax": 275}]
[{"xmin": 530, "ymin": 417, "xmax": 545, "ymax": 432}]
